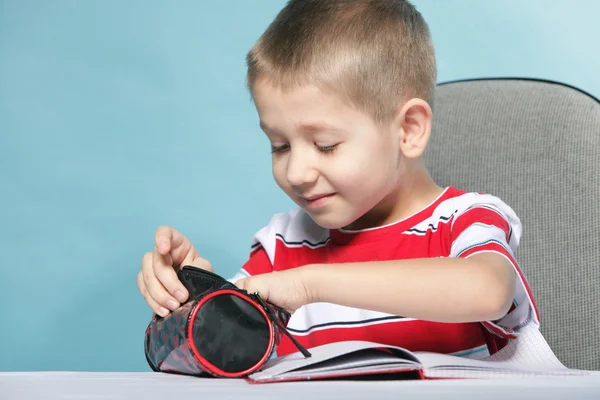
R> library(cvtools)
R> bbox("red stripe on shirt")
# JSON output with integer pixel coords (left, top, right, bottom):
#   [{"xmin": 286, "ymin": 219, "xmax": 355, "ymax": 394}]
[
  {"xmin": 451, "ymin": 206, "xmax": 511, "ymax": 243},
  {"xmin": 241, "ymin": 245, "xmax": 273, "ymax": 276}
]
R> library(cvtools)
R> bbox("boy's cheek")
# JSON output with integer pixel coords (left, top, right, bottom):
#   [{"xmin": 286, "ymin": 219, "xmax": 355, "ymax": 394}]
[{"xmin": 330, "ymin": 166, "xmax": 373, "ymax": 190}]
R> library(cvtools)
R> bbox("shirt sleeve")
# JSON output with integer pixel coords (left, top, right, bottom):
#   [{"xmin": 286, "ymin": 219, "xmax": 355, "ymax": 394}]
[
  {"xmin": 449, "ymin": 199, "xmax": 541, "ymax": 345},
  {"xmin": 227, "ymin": 244, "xmax": 273, "ymax": 283},
  {"xmin": 227, "ymin": 209, "xmax": 317, "ymax": 283}
]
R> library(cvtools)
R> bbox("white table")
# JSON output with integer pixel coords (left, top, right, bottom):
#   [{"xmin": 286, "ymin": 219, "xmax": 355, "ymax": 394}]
[{"xmin": 1, "ymin": 372, "xmax": 599, "ymax": 400}]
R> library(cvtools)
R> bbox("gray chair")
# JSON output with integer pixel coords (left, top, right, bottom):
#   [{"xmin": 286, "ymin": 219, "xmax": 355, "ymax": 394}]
[{"xmin": 424, "ymin": 78, "xmax": 600, "ymax": 371}]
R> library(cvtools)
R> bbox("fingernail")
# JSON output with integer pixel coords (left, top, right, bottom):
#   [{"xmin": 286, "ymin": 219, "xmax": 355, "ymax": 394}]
[
  {"xmin": 175, "ymin": 290, "xmax": 186, "ymax": 302},
  {"xmin": 157, "ymin": 307, "xmax": 169, "ymax": 317},
  {"xmin": 166, "ymin": 299, "xmax": 179, "ymax": 311}
]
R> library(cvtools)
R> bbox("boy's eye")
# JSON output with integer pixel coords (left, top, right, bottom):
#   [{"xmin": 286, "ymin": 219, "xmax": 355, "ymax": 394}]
[
  {"xmin": 316, "ymin": 144, "xmax": 339, "ymax": 154},
  {"xmin": 270, "ymin": 144, "xmax": 290, "ymax": 154},
  {"xmin": 271, "ymin": 143, "xmax": 339, "ymax": 154}
]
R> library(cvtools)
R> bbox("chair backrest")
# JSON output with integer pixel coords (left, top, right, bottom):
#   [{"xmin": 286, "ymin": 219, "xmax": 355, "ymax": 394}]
[{"xmin": 424, "ymin": 78, "xmax": 600, "ymax": 371}]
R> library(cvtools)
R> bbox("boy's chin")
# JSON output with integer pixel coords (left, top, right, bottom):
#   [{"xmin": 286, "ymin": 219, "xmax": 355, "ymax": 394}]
[{"xmin": 305, "ymin": 210, "xmax": 356, "ymax": 231}]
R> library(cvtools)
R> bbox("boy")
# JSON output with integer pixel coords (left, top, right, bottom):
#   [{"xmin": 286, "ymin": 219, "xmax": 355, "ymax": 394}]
[{"xmin": 137, "ymin": 0, "xmax": 539, "ymax": 360}]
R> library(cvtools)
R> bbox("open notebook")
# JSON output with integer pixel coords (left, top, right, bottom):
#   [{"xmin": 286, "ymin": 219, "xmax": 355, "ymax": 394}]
[{"xmin": 246, "ymin": 328, "xmax": 596, "ymax": 383}]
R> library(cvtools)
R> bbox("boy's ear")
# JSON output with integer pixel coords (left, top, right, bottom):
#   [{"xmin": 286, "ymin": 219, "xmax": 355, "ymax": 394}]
[{"xmin": 393, "ymin": 98, "xmax": 433, "ymax": 159}]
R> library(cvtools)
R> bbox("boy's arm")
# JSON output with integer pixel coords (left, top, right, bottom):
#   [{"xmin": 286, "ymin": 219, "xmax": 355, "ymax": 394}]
[
  {"xmin": 236, "ymin": 252, "xmax": 516, "ymax": 323},
  {"xmin": 300, "ymin": 252, "xmax": 516, "ymax": 323},
  {"xmin": 234, "ymin": 196, "xmax": 525, "ymax": 324}
]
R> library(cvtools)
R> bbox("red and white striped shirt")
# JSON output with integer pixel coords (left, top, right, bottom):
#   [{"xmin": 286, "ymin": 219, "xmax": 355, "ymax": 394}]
[{"xmin": 230, "ymin": 186, "xmax": 540, "ymax": 359}]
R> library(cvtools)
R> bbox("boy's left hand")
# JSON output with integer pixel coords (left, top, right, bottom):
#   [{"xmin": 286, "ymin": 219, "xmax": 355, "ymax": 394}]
[{"xmin": 235, "ymin": 268, "xmax": 313, "ymax": 314}]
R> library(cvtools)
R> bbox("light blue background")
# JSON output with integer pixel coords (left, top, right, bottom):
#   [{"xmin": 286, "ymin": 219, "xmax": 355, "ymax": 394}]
[{"xmin": 0, "ymin": 0, "xmax": 598, "ymax": 372}]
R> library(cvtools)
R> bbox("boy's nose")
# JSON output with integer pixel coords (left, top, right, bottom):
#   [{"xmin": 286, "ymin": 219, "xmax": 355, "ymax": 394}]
[{"xmin": 286, "ymin": 150, "xmax": 318, "ymax": 186}]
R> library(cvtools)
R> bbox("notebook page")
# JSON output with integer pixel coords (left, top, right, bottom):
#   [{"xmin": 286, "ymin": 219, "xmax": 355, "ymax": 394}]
[
  {"xmin": 280, "ymin": 350, "xmax": 416, "ymax": 376},
  {"xmin": 482, "ymin": 326, "xmax": 565, "ymax": 368},
  {"xmin": 281, "ymin": 362, "xmax": 421, "ymax": 379},
  {"xmin": 416, "ymin": 328, "xmax": 598, "ymax": 378},
  {"xmin": 249, "ymin": 341, "xmax": 420, "ymax": 381},
  {"xmin": 425, "ymin": 366, "xmax": 592, "ymax": 379},
  {"xmin": 416, "ymin": 352, "xmax": 589, "ymax": 379}
]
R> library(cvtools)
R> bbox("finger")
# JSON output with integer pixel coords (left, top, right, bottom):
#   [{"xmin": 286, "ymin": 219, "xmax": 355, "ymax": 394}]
[
  {"xmin": 136, "ymin": 268, "xmax": 147, "ymax": 297},
  {"xmin": 155, "ymin": 226, "xmax": 188, "ymax": 256},
  {"xmin": 152, "ymin": 245, "xmax": 188, "ymax": 304},
  {"xmin": 234, "ymin": 278, "xmax": 246, "ymax": 290},
  {"xmin": 241, "ymin": 277, "xmax": 271, "ymax": 303},
  {"xmin": 154, "ymin": 226, "xmax": 192, "ymax": 255},
  {"xmin": 141, "ymin": 248, "xmax": 181, "ymax": 310},
  {"xmin": 154, "ymin": 226, "xmax": 175, "ymax": 255},
  {"xmin": 155, "ymin": 226, "xmax": 196, "ymax": 269},
  {"xmin": 235, "ymin": 277, "xmax": 261, "ymax": 296},
  {"xmin": 183, "ymin": 254, "xmax": 214, "ymax": 273},
  {"xmin": 137, "ymin": 271, "xmax": 169, "ymax": 317}
]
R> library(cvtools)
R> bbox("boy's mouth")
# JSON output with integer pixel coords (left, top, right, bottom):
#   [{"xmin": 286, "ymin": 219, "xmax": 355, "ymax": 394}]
[{"xmin": 301, "ymin": 193, "xmax": 336, "ymax": 208}]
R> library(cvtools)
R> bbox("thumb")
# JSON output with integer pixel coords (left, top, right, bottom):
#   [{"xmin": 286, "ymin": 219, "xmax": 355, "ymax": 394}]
[
  {"xmin": 235, "ymin": 277, "xmax": 269, "ymax": 300},
  {"xmin": 184, "ymin": 254, "xmax": 214, "ymax": 273},
  {"xmin": 234, "ymin": 277, "xmax": 247, "ymax": 290}
]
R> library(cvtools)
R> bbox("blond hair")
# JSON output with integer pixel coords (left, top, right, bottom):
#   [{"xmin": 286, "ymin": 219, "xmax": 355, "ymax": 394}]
[{"xmin": 246, "ymin": 0, "xmax": 437, "ymax": 124}]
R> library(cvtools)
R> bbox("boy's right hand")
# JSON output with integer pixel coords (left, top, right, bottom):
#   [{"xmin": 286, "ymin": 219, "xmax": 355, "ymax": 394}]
[{"xmin": 137, "ymin": 226, "xmax": 213, "ymax": 317}]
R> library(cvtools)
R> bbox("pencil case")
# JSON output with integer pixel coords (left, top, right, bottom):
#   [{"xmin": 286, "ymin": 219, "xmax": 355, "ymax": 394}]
[{"xmin": 144, "ymin": 266, "xmax": 310, "ymax": 378}]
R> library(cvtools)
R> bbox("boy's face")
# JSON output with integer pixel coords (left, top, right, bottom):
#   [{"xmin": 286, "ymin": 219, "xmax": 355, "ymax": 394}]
[{"xmin": 252, "ymin": 78, "xmax": 408, "ymax": 230}]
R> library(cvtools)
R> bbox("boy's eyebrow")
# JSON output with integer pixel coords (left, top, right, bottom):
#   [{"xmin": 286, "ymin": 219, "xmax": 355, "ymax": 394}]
[
  {"xmin": 259, "ymin": 121, "xmax": 344, "ymax": 134},
  {"xmin": 296, "ymin": 122, "xmax": 344, "ymax": 134}
]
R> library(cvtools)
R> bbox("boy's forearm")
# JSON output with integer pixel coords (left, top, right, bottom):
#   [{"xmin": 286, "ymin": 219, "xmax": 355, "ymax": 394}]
[{"xmin": 300, "ymin": 255, "xmax": 516, "ymax": 323}]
